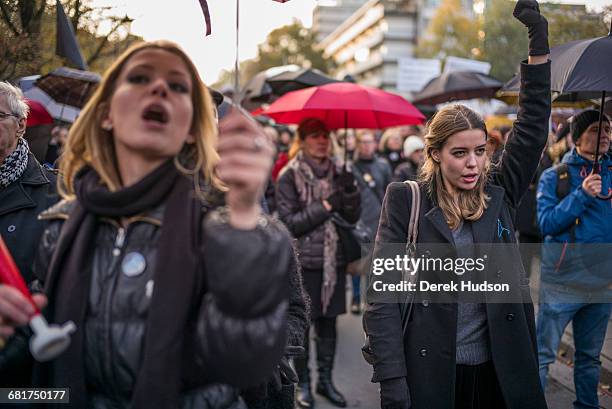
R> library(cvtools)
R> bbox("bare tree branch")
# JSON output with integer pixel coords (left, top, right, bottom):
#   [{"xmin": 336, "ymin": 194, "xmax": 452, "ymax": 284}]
[
  {"xmin": 86, "ymin": 17, "xmax": 128, "ymax": 65},
  {"xmin": 0, "ymin": 2, "xmax": 20, "ymax": 35},
  {"xmin": 71, "ymin": 0, "xmax": 81, "ymax": 30}
]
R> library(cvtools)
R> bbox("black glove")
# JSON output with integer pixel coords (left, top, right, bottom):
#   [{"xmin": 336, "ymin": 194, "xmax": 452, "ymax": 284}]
[
  {"xmin": 380, "ymin": 377, "xmax": 411, "ymax": 409},
  {"xmin": 325, "ymin": 190, "xmax": 343, "ymax": 212},
  {"xmin": 271, "ymin": 356, "xmax": 298, "ymax": 392},
  {"xmin": 341, "ymin": 187, "xmax": 361, "ymax": 213},
  {"xmin": 336, "ymin": 168, "xmax": 358, "ymax": 194},
  {"xmin": 513, "ymin": 0, "xmax": 549, "ymax": 56}
]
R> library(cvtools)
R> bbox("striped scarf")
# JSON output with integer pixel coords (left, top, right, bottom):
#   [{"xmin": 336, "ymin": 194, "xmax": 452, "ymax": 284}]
[{"xmin": 0, "ymin": 138, "xmax": 29, "ymax": 189}]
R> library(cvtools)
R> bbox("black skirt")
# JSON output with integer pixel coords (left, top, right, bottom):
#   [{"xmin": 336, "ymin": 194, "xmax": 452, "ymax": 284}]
[
  {"xmin": 302, "ymin": 266, "xmax": 347, "ymax": 319},
  {"xmin": 455, "ymin": 361, "xmax": 507, "ymax": 409}
]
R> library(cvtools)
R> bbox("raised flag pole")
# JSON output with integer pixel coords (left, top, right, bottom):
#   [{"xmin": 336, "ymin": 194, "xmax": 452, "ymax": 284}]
[
  {"xmin": 198, "ymin": 0, "xmax": 290, "ymax": 106},
  {"xmin": 234, "ymin": 0, "xmax": 241, "ymax": 106}
]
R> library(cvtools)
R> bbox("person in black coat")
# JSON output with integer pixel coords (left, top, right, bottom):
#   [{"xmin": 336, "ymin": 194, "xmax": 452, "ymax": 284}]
[
  {"xmin": 0, "ymin": 82, "xmax": 59, "ymax": 390},
  {"xmin": 0, "ymin": 82, "xmax": 58, "ymax": 285},
  {"xmin": 379, "ymin": 128, "xmax": 404, "ymax": 173},
  {"xmin": 393, "ymin": 135, "xmax": 425, "ymax": 183},
  {"xmin": 0, "ymin": 41, "xmax": 291, "ymax": 409},
  {"xmin": 363, "ymin": 2, "xmax": 551, "ymax": 408},
  {"xmin": 351, "ymin": 130, "xmax": 392, "ymax": 313},
  {"xmin": 276, "ymin": 118, "xmax": 361, "ymax": 408},
  {"xmin": 242, "ymin": 242, "xmax": 311, "ymax": 409}
]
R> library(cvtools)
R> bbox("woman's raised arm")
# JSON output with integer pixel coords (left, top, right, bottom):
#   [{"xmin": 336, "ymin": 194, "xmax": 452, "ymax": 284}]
[{"xmin": 494, "ymin": 0, "xmax": 551, "ymax": 206}]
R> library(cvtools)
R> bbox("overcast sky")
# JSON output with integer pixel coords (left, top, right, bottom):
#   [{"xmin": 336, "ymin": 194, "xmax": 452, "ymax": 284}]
[{"xmin": 93, "ymin": 0, "xmax": 609, "ymax": 85}]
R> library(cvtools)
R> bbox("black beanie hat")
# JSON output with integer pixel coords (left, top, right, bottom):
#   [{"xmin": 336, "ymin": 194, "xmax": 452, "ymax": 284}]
[{"xmin": 571, "ymin": 109, "xmax": 610, "ymax": 143}]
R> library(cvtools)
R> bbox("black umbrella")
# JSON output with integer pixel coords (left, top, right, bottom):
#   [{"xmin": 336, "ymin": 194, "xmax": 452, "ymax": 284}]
[
  {"xmin": 412, "ymin": 71, "xmax": 503, "ymax": 105},
  {"xmin": 267, "ymin": 67, "xmax": 338, "ymax": 96},
  {"xmin": 239, "ymin": 65, "xmax": 301, "ymax": 111},
  {"xmin": 497, "ymin": 74, "xmax": 596, "ymax": 107},
  {"xmin": 240, "ymin": 71, "xmax": 275, "ymax": 102},
  {"xmin": 497, "ymin": 37, "xmax": 604, "ymax": 107},
  {"xmin": 549, "ymin": 22, "xmax": 612, "ymax": 199}
]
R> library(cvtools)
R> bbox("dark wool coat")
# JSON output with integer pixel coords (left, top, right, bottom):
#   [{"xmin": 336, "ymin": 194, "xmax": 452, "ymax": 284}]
[
  {"xmin": 0, "ymin": 154, "xmax": 57, "ymax": 389},
  {"xmin": 0, "ymin": 153, "xmax": 58, "ymax": 283},
  {"xmin": 364, "ymin": 61, "xmax": 551, "ymax": 409},
  {"xmin": 276, "ymin": 158, "xmax": 360, "ymax": 318}
]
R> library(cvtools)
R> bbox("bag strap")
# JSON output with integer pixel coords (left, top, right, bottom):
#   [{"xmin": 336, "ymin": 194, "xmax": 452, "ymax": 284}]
[
  {"xmin": 554, "ymin": 163, "xmax": 570, "ymax": 200},
  {"xmin": 553, "ymin": 163, "xmax": 577, "ymax": 242},
  {"xmin": 405, "ymin": 180, "xmax": 421, "ymax": 251},
  {"xmin": 399, "ymin": 180, "xmax": 420, "ymax": 333}
]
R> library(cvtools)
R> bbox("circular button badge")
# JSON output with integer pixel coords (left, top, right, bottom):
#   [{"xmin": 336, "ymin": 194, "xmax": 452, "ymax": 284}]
[{"xmin": 121, "ymin": 252, "xmax": 147, "ymax": 277}]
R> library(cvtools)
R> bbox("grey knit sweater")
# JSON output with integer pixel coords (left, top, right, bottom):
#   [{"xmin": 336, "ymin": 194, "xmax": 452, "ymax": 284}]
[{"xmin": 452, "ymin": 221, "xmax": 492, "ymax": 365}]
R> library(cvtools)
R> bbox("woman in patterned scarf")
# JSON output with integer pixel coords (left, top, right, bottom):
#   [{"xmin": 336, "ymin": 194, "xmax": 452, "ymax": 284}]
[{"xmin": 276, "ymin": 118, "xmax": 361, "ymax": 408}]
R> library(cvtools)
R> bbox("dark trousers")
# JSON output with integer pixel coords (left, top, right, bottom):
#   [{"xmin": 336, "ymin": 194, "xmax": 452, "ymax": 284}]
[
  {"xmin": 309, "ymin": 316, "xmax": 337, "ymax": 339},
  {"xmin": 295, "ymin": 316, "xmax": 337, "ymax": 381},
  {"xmin": 455, "ymin": 361, "xmax": 507, "ymax": 409}
]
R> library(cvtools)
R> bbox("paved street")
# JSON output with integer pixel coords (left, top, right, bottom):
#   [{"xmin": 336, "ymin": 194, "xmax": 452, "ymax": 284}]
[{"xmin": 300, "ymin": 287, "xmax": 611, "ymax": 409}]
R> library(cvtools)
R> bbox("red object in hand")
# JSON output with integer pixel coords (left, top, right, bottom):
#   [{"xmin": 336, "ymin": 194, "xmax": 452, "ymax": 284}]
[{"xmin": 0, "ymin": 235, "xmax": 39, "ymax": 314}]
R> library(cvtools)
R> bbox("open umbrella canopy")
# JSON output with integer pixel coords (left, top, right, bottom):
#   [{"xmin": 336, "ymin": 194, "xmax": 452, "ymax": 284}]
[
  {"xmin": 497, "ymin": 30, "xmax": 612, "ymax": 105},
  {"xmin": 412, "ymin": 71, "xmax": 503, "ymax": 105},
  {"xmin": 25, "ymin": 100, "xmax": 53, "ymax": 127},
  {"xmin": 550, "ymin": 33, "xmax": 612, "ymax": 94},
  {"xmin": 263, "ymin": 82, "xmax": 425, "ymax": 129},
  {"xmin": 34, "ymin": 67, "xmax": 100, "ymax": 108},
  {"xmin": 497, "ymin": 74, "xmax": 595, "ymax": 108},
  {"xmin": 23, "ymin": 67, "xmax": 100, "ymax": 123},
  {"xmin": 18, "ymin": 75, "xmax": 41, "ymax": 92},
  {"xmin": 267, "ymin": 67, "xmax": 338, "ymax": 96},
  {"xmin": 23, "ymin": 87, "xmax": 80, "ymax": 123},
  {"xmin": 241, "ymin": 65, "xmax": 300, "ymax": 102},
  {"xmin": 543, "ymin": 23, "xmax": 612, "ymax": 197}
]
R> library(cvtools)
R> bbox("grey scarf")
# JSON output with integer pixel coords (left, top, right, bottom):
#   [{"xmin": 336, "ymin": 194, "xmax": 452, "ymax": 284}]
[
  {"xmin": 288, "ymin": 151, "xmax": 339, "ymax": 315},
  {"xmin": 0, "ymin": 137, "xmax": 29, "ymax": 189}
]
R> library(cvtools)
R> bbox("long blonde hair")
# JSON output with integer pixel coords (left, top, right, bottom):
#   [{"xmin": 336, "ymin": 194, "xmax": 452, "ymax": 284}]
[
  {"xmin": 59, "ymin": 40, "xmax": 221, "ymax": 198},
  {"xmin": 420, "ymin": 105, "xmax": 491, "ymax": 230},
  {"xmin": 378, "ymin": 127, "xmax": 401, "ymax": 152}
]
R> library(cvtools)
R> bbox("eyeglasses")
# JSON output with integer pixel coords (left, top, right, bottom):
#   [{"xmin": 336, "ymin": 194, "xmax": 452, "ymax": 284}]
[{"xmin": 0, "ymin": 111, "xmax": 18, "ymax": 121}]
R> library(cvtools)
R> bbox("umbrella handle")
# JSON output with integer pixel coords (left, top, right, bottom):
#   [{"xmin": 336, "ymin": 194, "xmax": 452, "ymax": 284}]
[
  {"xmin": 590, "ymin": 163, "xmax": 612, "ymax": 200},
  {"xmin": 234, "ymin": 0, "xmax": 241, "ymax": 106},
  {"xmin": 592, "ymin": 91, "xmax": 606, "ymax": 163}
]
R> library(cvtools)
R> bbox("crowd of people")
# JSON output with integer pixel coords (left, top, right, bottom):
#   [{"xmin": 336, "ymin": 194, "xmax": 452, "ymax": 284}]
[{"xmin": 0, "ymin": 1, "xmax": 610, "ymax": 409}]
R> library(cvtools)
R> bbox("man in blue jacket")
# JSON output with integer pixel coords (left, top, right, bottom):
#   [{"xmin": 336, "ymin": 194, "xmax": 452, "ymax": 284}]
[{"xmin": 536, "ymin": 108, "xmax": 612, "ymax": 409}]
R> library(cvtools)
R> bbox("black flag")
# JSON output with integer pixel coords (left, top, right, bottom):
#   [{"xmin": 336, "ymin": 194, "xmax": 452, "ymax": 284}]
[
  {"xmin": 198, "ymin": 0, "xmax": 290, "ymax": 36},
  {"xmin": 56, "ymin": 0, "xmax": 87, "ymax": 70}
]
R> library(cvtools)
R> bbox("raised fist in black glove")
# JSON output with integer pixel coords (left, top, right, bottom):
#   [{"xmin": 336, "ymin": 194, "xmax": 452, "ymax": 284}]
[
  {"xmin": 335, "ymin": 168, "xmax": 358, "ymax": 193},
  {"xmin": 513, "ymin": 0, "xmax": 549, "ymax": 56}
]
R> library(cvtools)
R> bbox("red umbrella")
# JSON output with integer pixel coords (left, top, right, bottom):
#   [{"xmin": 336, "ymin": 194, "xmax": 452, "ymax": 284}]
[
  {"xmin": 262, "ymin": 82, "xmax": 425, "ymax": 129},
  {"xmin": 250, "ymin": 107, "xmax": 266, "ymax": 116},
  {"xmin": 25, "ymin": 99, "xmax": 53, "ymax": 127}
]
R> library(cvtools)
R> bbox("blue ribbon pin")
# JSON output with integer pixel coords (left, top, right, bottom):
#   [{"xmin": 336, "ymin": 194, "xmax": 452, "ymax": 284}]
[{"xmin": 497, "ymin": 219, "xmax": 511, "ymax": 239}]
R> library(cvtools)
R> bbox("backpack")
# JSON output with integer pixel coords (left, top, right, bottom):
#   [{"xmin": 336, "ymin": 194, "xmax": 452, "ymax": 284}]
[{"xmin": 554, "ymin": 163, "xmax": 579, "ymax": 241}]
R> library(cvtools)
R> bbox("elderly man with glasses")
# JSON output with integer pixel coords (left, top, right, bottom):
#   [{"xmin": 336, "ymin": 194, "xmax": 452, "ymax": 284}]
[{"xmin": 0, "ymin": 81, "xmax": 58, "ymax": 386}]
